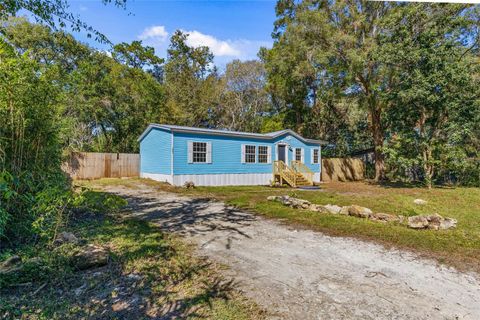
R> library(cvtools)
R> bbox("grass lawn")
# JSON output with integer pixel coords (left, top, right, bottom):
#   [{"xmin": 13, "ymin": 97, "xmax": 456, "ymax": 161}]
[
  {"xmin": 86, "ymin": 178, "xmax": 480, "ymax": 274},
  {"xmin": 0, "ymin": 191, "xmax": 263, "ymax": 319}
]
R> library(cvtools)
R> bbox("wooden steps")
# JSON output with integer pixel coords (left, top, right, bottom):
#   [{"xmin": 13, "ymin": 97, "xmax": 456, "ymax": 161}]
[{"xmin": 273, "ymin": 160, "xmax": 314, "ymax": 188}]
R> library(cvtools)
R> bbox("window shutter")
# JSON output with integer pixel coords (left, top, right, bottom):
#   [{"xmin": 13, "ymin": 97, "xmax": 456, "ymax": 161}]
[
  {"xmin": 241, "ymin": 144, "xmax": 245, "ymax": 163},
  {"xmin": 267, "ymin": 146, "xmax": 272, "ymax": 164},
  {"xmin": 301, "ymin": 148, "xmax": 305, "ymax": 163},
  {"xmin": 311, "ymin": 149, "xmax": 314, "ymax": 164},
  {"xmin": 187, "ymin": 141, "xmax": 193, "ymax": 163},
  {"xmin": 206, "ymin": 142, "xmax": 212, "ymax": 163}
]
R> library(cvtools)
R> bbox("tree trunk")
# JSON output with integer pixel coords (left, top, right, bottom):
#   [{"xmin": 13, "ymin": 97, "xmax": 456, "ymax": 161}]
[
  {"xmin": 423, "ymin": 146, "xmax": 434, "ymax": 189},
  {"xmin": 371, "ymin": 106, "xmax": 386, "ymax": 181}
]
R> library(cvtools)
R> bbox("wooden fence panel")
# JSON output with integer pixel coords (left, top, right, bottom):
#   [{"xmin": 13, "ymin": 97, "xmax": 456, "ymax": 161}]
[
  {"xmin": 322, "ymin": 158, "xmax": 365, "ymax": 182},
  {"xmin": 63, "ymin": 152, "xmax": 140, "ymax": 180}
]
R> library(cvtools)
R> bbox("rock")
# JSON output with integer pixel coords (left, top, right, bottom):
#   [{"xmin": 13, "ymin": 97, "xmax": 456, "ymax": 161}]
[
  {"xmin": 408, "ymin": 215, "xmax": 429, "ymax": 229},
  {"xmin": 369, "ymin": 212, "xmax": 399, "ymax": 223},
  {"xmin": 184, "ymin": 181, "xmax": 195, "ymax": 189},
  {"xmin": 72, "ymin": 245, "xmax": 109, "ymax": 270},
  {"xmin": 308, "ymin": 204, "xmax": 328, "ymax": 213},
  {"xmin": 54, "ymin": 231, "xmax": 79, "ymax": 245},
  {"xmin": 0, "ymin": 255, "xmax": 23, "ymax": 275},
  {"xmin": 348, "ymin": 205, "xmax": 372, "ymax": 218},
  {"xmin": 288, "ymin": 197, "xmax": 311, "ymax": 209},
  {"xmin": 339, "ymin": 206, "xmax": 350, "ymax": 215},
  {"xmin": 267, "ymin": 196, "xmax": 278, "ymax": 201},
  {"xmin": 408, "ymin": 214, "xmax": 457, "ymax": 230},
  {"xmin": 426, "ymin": 213, "xmax": 443, "ymax": 230},
  {"xmin": 440, "ymin": 217, "xmax": 457, "ymax": 230},
  {"xmin": 324, "ymin": 204, "xmax": 342, "ymax": 214},
  {"xmin": 413, "ymin": 199, "xmax": 427, "ymax": 205}
]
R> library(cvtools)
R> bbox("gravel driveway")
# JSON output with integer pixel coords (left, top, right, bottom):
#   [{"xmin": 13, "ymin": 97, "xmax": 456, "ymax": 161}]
[{"xmin": 105, "ymin": 183, "xmax": 480, "ymax": 320}]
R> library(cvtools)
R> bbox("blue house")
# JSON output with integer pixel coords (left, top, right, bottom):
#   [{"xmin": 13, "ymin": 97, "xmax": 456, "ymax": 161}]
[{"xmin": 138, "ymin": 124, "xmax": 327, "ymax": 187}]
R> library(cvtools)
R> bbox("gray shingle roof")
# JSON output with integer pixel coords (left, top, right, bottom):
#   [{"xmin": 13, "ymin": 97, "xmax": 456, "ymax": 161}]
[{"xmin": 138, "ymin": 124, "xmax": 328, "ymax": 145}]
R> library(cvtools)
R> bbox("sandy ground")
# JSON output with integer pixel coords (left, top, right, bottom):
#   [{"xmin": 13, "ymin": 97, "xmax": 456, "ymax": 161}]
[{"xmin": 105, "ymin": 183, "xmax": 480, "ymax": 320}]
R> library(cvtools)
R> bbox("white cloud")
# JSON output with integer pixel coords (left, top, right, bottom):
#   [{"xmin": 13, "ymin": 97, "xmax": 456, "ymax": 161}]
[
  {"xmin": 181, "ymin": 30, "xmax": 240, "ymax": 57},
  {"xmin": 139, "ymin": 26, "xmax": 169, "ymax": 42},
  {"xmin": 137, "ymin": 25, "xmax": 272, "ymax": 66}
]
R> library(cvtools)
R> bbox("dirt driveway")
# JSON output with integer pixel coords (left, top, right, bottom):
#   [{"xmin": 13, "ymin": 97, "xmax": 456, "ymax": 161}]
[{"xmin": 105, "ymin": 183, "xmax": 480, "ymax": 320}]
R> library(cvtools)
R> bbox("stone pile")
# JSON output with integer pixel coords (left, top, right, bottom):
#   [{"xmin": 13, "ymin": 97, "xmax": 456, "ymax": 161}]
[{"xmin": 267, "ymin": 195, "xmax": 456, "ymax": 230}]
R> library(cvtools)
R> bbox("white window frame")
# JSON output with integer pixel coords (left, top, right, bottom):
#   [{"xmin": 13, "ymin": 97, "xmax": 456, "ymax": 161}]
[
  {"xmin": 258, "ymin": 146, "xmax": 269, "ymax": 164},
  {"xmin": 244, "ymin": 145, "xmax": 256, "ymax": 163},
  {"xmin": 188, "ymin": 141, "xmax": 212, "ymax": 164},
  {"xmin": 312, "ymin": 148, "xmax": 320, "ymax": 164},
  {"xmin": 295, "ymin": 148, "xmax": 304, "ymax": 163}
]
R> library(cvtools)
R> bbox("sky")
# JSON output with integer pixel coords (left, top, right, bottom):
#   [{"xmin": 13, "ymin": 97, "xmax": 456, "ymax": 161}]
[{"xmin": 64, "ymin": 0, "xmax": 277, "ymax": 68}]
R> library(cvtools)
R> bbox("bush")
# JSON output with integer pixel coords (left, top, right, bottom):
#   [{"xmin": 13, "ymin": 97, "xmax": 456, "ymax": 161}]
[{"xmin": 0, "ymin": 40, "xmax": 67, "ymax": 244}]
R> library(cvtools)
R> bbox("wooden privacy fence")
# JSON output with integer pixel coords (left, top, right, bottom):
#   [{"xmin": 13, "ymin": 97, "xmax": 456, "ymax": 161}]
[
  {"xmin": 63, "ymin": 152, "xmax": 140, "ymax": 180},
  {"xmin": 322, "ymin": 158, "xmax": 365, "ymax": 182}
]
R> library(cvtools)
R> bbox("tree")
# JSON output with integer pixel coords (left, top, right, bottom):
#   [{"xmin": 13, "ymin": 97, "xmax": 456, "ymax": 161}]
[
  {"xmin": 112, "ymin": 40, "xmax": 164, "ymax": 77},
  {"xmin": 381, "ymin": 4, "xmax": 480, "ymax": 188},
  {"xmin": 214, "ymin": 60, "xmax": 271, "ymax": 132},
  {"xmin": 164, "ymin": 30, "xmax": 219, "ymax": 126},
  {"xmin": 0, "ymin": 0, "xmax": 127, "ymax": 43},
  {"xmin": 0, "ymin": 38, "xmax": 66, "ymax": 240},
  {"xmin": 3, "ymin": 19, "xmax": 169, "ymax": 153},
  {"xmin": 263, "ymin": 0, "xmax": 401, "ymax": 181}
]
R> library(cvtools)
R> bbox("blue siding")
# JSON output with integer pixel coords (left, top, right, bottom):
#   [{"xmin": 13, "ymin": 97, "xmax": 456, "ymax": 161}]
[
  {"xmin": 272, "ymin": 134, "xmax": 322, "ymax": 173},
  {"xmin": 172, "ymin": 131, "xmax": 321, "ymax": 175},
  {"xmin": 140, "ymin": 128, "xmax": 171, "ymax": 174}
]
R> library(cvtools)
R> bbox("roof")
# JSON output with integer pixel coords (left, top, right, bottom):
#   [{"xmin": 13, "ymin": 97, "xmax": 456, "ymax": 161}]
[{"xmin": 138, "ymin": 124, "xmax": 328, "ymax": 145}]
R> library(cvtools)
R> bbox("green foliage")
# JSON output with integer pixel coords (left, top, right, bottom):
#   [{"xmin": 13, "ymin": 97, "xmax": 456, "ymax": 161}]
[
  {"xmin": 72, "ymin": 189, "xmax": 127, "ymax": 214},
  {"xmin": 214, "ymin": 60, "xmax": 271, "ymax": 132},
  {"xmin": 0, "ymin": 0, "xmax": 126, "ymax": 43},
  {"xmin": 263, "ymin": 0, "xmax": 480, "ymax": 186},
  {"xmin": 0, "ymin": 38, "xmax": 70, "ymax": 242},
  {"xmin": 164, "ymin": 30, "xmax": 220, "ymax": 126}
]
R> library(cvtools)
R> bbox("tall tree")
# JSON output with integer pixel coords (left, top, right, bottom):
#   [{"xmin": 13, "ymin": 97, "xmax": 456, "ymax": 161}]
[
  {"xmin": 164, "ymin": 30, "xmax": 219, "ymax": 126},
  {"xmin": 214, "ymin": 60, "xmax": 271, "ymax": 132},
  {"xmin": 381, "ymin": 4, "xmax": 480, "ymax": 188},
  {"xmin": 264, "ymin": 0, "xmax": 400, "ymax": 181}
]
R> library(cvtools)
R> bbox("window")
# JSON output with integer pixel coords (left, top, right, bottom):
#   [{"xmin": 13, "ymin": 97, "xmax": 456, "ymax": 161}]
[
  {"xmin": 295, "ymin": 148, "xmax": 302, "ymax": 161},
  {"xmin": 258, "ymin": 146, "xmax": 268, "ymax": 163},
  {"xmin": 193, "ymin": 142, "xmax": 207, "ymax": 163},
  {"xmin": 313, "ymin": 149, "xmax": 319, "ymax": 164},
  {"xmin": 245, "ymin": 145, "xmax": 256, "ymax": 163}
]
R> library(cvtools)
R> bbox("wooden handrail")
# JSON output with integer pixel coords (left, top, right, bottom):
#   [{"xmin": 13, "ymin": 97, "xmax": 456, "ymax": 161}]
[
  {"xmin": 273, "ymin": 160, "xmax": 297, "ymax": 187},
  {"xmin": 291, "ymin": 160, "xmax": 314, "ymax": 185}
]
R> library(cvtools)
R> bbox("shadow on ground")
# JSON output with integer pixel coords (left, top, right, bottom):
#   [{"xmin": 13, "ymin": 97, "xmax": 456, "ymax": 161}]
[{"xmin": 116, "ymin": 191, "xmax": 257, "ymax": 240}]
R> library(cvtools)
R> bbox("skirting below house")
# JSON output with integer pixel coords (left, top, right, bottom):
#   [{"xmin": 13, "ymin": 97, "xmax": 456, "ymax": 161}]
[
  {"xmin": 173, "ymin": 173, "xmax": 272, "ymax": 186},
  {"xmin": 140, "ymin": 172, "xmax": 173, "ymax": 184},
  {"xmin": 141, "ymin": 172, "xmax": 321, "ymax": 186}
]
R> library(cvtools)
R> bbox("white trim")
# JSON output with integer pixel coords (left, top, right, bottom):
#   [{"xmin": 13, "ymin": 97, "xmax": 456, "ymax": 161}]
[
  {"xmin": 206, "ymin": 142, "xmax": 212, "ymax": 163},
  {"xmin": 171, "ymin": 133, "xmax": 174, "ymax": 175},
  {"xmin": 141, "ymin": 172, "xmax": 173, "ymax": 184},
  {"xmin": 313, "ymin": 172, "xmax": 320, "ymax": 183},
  {"xmin": 187, "ymin": 141, "xmax": 193, "ymax": 163},
  {"xmin": 172, "ymin": 173, "xmax": 271, "ymax": 186}
]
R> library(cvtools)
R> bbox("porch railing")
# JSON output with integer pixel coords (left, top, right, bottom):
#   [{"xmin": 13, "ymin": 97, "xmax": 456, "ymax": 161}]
[
  {"xmin": 273, "ymin": 160, "xmax": 297, "ymax": 187},
  {"xmin": 291, "ymin": 160, "xmax": 314, "ymax": 185}
]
